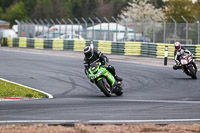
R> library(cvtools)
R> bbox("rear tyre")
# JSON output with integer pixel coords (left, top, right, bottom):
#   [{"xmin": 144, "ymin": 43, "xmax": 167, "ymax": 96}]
[
  {"xmin": 96, "ymin": 77, "xmax": 112, "ymax": 97},
  {"xmin": 188, "ymin": 65, "xmax": 197, "ymax": 79}
]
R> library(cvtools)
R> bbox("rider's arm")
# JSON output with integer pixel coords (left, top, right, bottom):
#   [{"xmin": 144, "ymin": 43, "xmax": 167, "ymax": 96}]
[
  {"xmin": 83, "ymin": 58, "xmax": 89, "ymax": 75},
  {"xmin": 174, "ymin": 50, "xmax": 180, "ymax": 65},
  {"xmin": 184, "ymin": 49, "xmax": 192, "ymax": 56},
  {"xmin": 96, "ymin": 51, "xmax": 109, "ymax": 65}
]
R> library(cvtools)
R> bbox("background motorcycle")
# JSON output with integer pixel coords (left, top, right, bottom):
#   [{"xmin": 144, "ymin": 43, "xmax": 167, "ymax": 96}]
[{"xmin": 180, "ymin": 53, "xmax": 197, "ymax": 79}]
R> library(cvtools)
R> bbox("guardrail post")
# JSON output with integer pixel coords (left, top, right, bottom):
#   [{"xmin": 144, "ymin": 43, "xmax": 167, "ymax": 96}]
[
  {"xmin": 23, "ymin": 20, "xmax": 28, "ymax": 37},
  {"xmin": 34, "ymin": 19, "xmax": 40, "ymax": 36},
  {"xmin": 15, "ymin": 20, "xmax": 21, "ymax": 37},
  {"xmin": 20, "ymin": 21, "xmax": 25, "ymax": 37},
  {"xmin": 88, "ymin": 17, "xmax": 94, "ymax": 40},
  {"xmin": 170, "ymin": 16, "xmax": 177, "ymax": 43},
  {"xmin": 56, "ymin": 19, "xmax": 61, "ymax": 39},
  {"xmin": 104, "ymin": 17, "xmax": 110, "ymax": 41},
  {"xmin": 81, "ymin": 17, "xmax": 87, "ymax": 40},
  {"xmin": 27, "ymin": 20, "xmax": 33, "ymax": 38},
  {"xmin": 160, "ymin": 16, "xmax": 166, "ymax": 43},
  {"xmin": 68, "ymin": 18, "xmax": 74, "ymax": 39},
  {"xmin": 181, "ymin": 16, "xmax": 188, "ymax": 44},
  {"xmin": 194, "ymin": 16, "xmax": 200, "ymax": 44},
  {"xmin": 61, "ymin": 19, "xmax": 67, "ymax": 39},
  {"xmin": 20, "ymin": 20, "xmax": 25, "ymax": 37},
  {"xmin": 44, "ymin": 19, "xmax": 50, "ymax": 39},
  {"xmin": 141, "ymin": 17, "xmax": 146, "ymax": 42},
  {"xmin": 26, "ymin": 20, "xmax": 31, "ymax": 38},
  {"xmin": 112, "ymin": 16, "xmax": 118, "ymax": 42},
  {"xmin": 150, "ymin": 17, "xmax": 155, "ymax": 43},
  {"xmin": 96, "ymin": 17, "xmax": 102, "ymax": 40},
  {"xmin": 75, "ymin": 18, "xmax": 81, "ymax": 39},
  {"xmin": 130, "ymin": 17, "xmax": 137, "ymax": 42},
  {"xmin": 50, "ymin": 19, "xmax": 56, "ymax": 38},
  {"xmin": 29, "ymin": 20, "xmax": 35, "ymax": 38},
  {"xmin": 120, "ymin": 16, "xmax": 128, "ymax": 42},
  {"xmin": 39, "ymin": 19, "xmax": 45, "ymax": 36}
]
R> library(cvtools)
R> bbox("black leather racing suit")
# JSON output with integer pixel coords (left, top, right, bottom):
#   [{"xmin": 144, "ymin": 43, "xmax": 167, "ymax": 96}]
[
  {"xmin": 173, "ymin": 47, "xmax": 193, "ymax": 70},
  {"xmin": 84, "ymin": 50, "xmax": 117, "ymax": 79}
]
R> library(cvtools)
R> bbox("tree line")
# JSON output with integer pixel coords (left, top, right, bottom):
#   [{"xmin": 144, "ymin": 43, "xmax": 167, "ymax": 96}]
[
  {"xmin": 0, "ymin": 0, "xmax": 200, "ymax": 26},
  {"xmin": 0, "ymin": 0, "xmax": 131, "ymax": 25}
]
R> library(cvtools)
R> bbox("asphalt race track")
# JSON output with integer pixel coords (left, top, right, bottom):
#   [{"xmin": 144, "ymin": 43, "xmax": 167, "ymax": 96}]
[{"xmin": 0, "ymin": 50, "xmax": 200, "ymax": 124}]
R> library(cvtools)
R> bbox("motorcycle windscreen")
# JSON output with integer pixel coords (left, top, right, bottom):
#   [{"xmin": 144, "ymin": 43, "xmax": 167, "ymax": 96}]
[{"xmin": 90, "ymin": 62, "xmax": 98, "ymax": 73}]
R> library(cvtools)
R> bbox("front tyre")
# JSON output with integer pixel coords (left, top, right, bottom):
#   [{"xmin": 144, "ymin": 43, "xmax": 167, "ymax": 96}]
[
  {"xmin": 96, "ymin": 77, "xmax": 112, "ymax": 97},
  {"xmin": 188, "ymin": 65, "xmax": 197, "ymax": 79}
]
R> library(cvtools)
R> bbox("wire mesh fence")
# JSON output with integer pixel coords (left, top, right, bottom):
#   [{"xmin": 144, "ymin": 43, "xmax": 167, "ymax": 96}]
[{"xmin": 3, "ymin": 17, "xmax": 200, "ymax": 44}]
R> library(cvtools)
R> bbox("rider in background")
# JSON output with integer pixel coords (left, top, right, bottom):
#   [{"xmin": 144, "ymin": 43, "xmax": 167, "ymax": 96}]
[
  {"xmin": 173, "ymin": 42, "xmax": 193, "ymax": 70},
  {"xmin": 83, "ymin": 41, "xmax": 122, "ymax": 82}
]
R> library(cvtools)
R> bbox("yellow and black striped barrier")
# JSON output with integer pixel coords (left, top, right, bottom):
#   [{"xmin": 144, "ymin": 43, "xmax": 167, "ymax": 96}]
[
  {"xmin": 124, "ymin": 42, "xmax": 141, "ymax": 56},
  {"xmin": 74, "ymin": 40, "xmax": 86, "ymax": 52},
  {"xmin": 156, "ymin": 43, "xmax": 175, "ymax": 59},
  {"xmin": 2, "ymin": 37, "xmax": 200, "ymax": 61},
  {"xmin": 34, "ymin": 38, "xmax": 44, "ymax": 49},
  {"xmin": 195, "ymin": 45, "xmax": 200, "ymax": 61},
  {"xmin": 98, "ymin": 41, "xmax": 112, "ymax": 54}
]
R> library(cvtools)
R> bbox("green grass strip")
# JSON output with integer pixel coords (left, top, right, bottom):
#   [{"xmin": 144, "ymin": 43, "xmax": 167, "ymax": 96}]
[{"xmin": 0, "ymin": 79, "xmax": 46, "ymax": 98}]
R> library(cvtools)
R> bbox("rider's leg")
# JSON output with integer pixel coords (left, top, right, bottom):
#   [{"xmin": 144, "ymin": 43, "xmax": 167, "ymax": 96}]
[
  {"xmin": 107, "ymin": 65, "xmax": 123, "ymax": 81},
  {"xmin": 173, "ymin": 64, "xmax": 181, "ymax": 70}
]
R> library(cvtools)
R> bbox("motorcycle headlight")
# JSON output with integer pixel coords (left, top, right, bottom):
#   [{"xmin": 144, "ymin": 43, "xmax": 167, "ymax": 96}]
[
  {"xmin": 181, "ymin": 59, "xmax": 188, "ymax": 65},
  {"xmin": 90, "ymin": 76, "xmax": 96, "ymax": 80},
  {"xmin": 97, "ymin": 70, "xmax": 104, "ymax": 77}
]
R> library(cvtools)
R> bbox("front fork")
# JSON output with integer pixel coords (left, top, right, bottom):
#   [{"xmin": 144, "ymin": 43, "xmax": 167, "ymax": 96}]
[
  {"xmin": 192, "ymin": 62, "xmax": 198, "ymax": 73},
  {"xmin": 182, "ymin": 65, "xmax": 190, "ymax": 76},
  {"xmin": 95, "ymin": 76, "xmax": 118, "ymax": 93},
  {"xmin": 184, "ymin": 62, "xmax": 197, "ymax": 75}
]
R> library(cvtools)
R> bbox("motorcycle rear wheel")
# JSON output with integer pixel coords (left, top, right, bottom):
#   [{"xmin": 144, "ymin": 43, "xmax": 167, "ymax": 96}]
[{"xmin": 115, "ymin": 87, "xmax": 123, "ymax": 96}]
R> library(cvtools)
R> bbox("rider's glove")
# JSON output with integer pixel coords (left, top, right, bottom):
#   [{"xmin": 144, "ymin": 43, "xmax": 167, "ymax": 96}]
[{"xmin": 85, "ymin": 69, "xmax": 89, "ymax": 76}]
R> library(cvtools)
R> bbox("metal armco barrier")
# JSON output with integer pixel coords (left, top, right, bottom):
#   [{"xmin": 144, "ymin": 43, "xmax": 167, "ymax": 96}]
[{"xmin": 2, "ymin": 37, "xmax": 200, "ymax": 61}]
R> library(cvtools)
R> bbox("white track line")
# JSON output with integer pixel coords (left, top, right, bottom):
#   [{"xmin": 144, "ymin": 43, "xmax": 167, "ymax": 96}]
[
  {"xmin": 0, "ymin": 77, "xmax": 53, "ymax": 99},
  {"xmin": 0, "ymin": 119, "xmax": 200, "ymax": 124},
  {"xmin": 108, "ymin": 99, "xmax": 200, "ymax": 104},
  {"xmin": 88, "ymin": 119, "xmax": 200, "ymax": 123},
  {"xmin": 67, "ymin": 98, "xmax": 200, "ymax": 104},
  {"xmin": 0, "ymin": 120, "xmax": 79, "ymax": 124}
]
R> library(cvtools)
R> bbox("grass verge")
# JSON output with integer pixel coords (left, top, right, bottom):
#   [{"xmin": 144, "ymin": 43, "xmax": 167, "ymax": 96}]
[{"xmin": 0, "ymin": 79, "xmax": 46, "ymax": 98}]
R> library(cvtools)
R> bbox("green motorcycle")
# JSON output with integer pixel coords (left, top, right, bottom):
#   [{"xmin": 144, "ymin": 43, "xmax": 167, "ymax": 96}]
[{"xmin": 87, "ymin": 61, "xmax": 123, "ymax": 97}]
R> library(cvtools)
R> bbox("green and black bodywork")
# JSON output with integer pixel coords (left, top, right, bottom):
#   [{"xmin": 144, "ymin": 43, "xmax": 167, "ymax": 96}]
[{"xmin": 88, "ymin": 62, "xmax": 123, "ymax": 97}]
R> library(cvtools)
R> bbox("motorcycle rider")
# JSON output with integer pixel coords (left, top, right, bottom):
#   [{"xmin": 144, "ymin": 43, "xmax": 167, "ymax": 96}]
[
  {"xmin": 83, "ymin": 41, "xmax": 122, "ymax": 82},
  {"xmin": 173, "ymin": 42, "xmax": 194, "ymax": 70}
]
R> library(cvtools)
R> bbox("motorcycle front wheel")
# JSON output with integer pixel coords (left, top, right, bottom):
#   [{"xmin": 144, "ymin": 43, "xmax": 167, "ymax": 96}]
[
  {"xmin": 96, "ymin": 77, "xmax": 112, "ymax": 97},
  {"xmin": 188, "ymin": 65, "xmax": 197, "ymax": 79}
]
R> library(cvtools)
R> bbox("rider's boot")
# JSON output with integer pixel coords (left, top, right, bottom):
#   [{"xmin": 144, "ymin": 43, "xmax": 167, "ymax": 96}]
[
  {"xmin": 114, "ymin": 75, "xmax": 123, "ymax": 81},
  {"xmin": 173, "ymin": 64, "xmax": 181, "ymax": 70}
]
